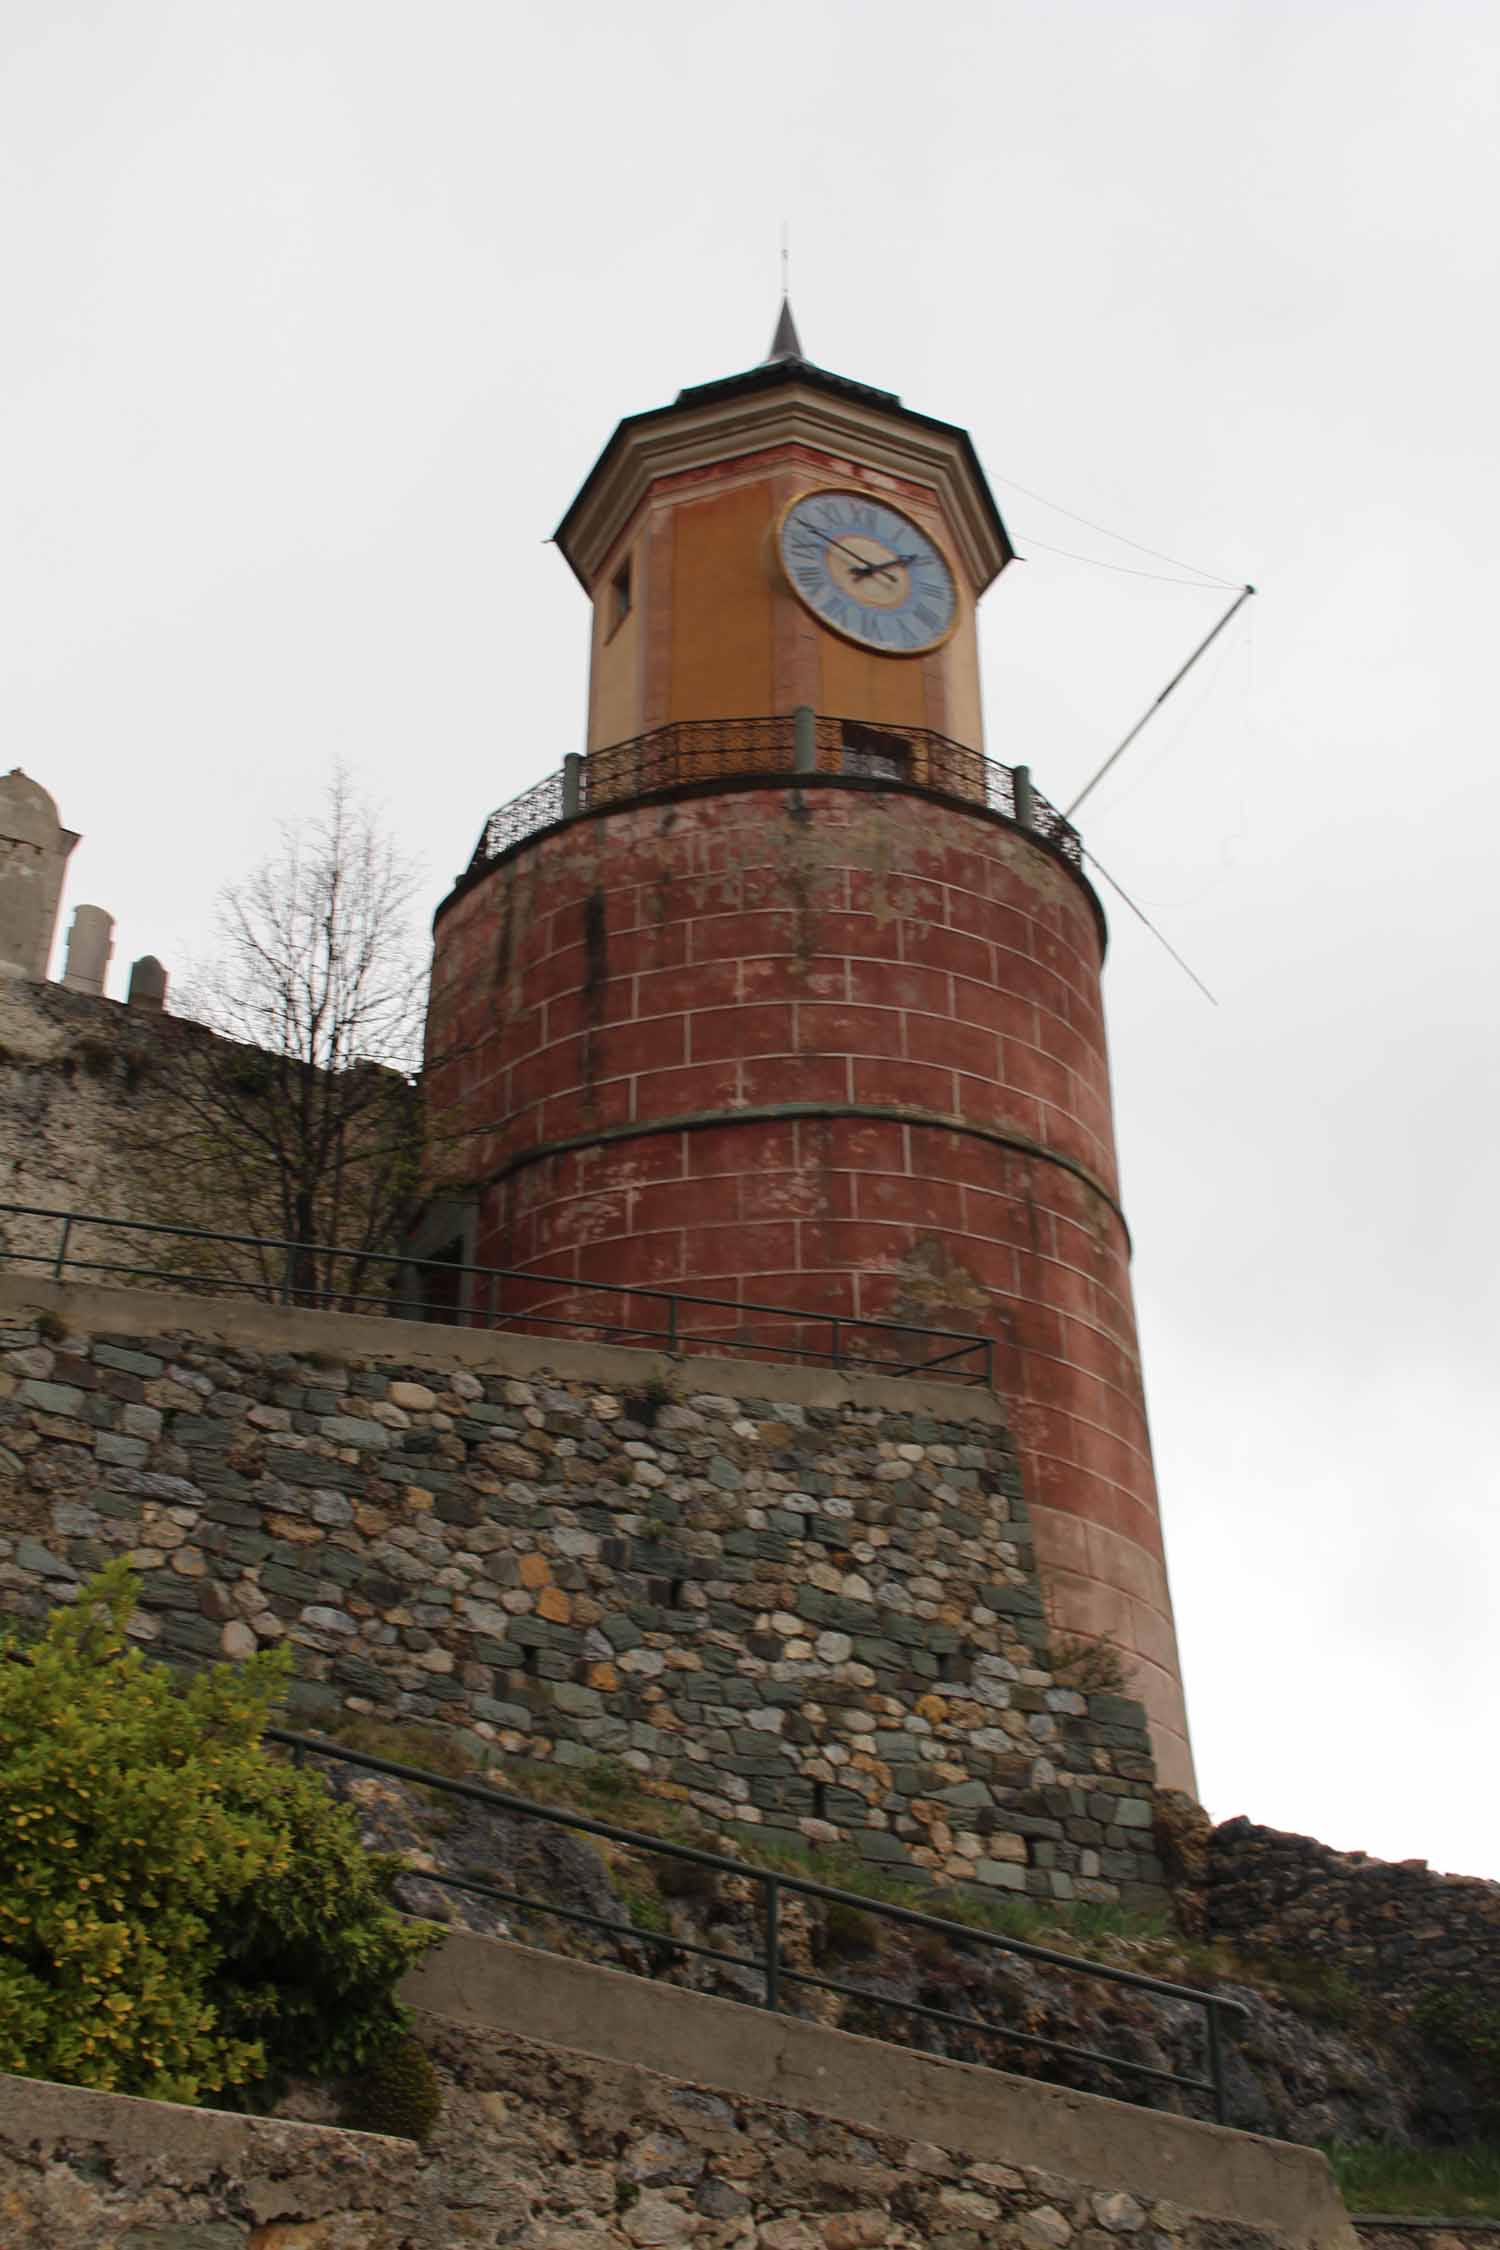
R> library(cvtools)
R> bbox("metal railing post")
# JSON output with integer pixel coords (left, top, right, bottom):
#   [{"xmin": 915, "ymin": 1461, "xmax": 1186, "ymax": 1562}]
[
  {"xmin": 665, "ymin": 1291, "xmax": 679, "ymax": 1356},
  {"xmin": 763, "ymin": 1874, "xmax": 781, "ymax": 2012},
  {"xmin": 51, "ymin": 1214, "xmax": 73, "ymax": 1282},
  {"xmin": 830, "ymin": 1316, "xmax": 842, "ymax": 1373},
  {"xmin": 793, "ymin": 704, "xmax": 817, "ymax": 774},
  {"xmin": 562, "ymin": 753, "xmax": 583, "ymax": 819},
  {"xmin": 1013, "ymin": 763, "xmax": 1037, "ymax": 832},
  {"xmin": 1206, "ymin": 1997, "xmax": 1228, "ymax": 2124}
]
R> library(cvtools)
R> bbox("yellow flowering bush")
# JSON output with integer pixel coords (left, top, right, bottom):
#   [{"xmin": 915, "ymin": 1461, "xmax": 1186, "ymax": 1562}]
[{"xmin": 0, "ymin": 1563, "xmax": 431, "ymax": 2106}]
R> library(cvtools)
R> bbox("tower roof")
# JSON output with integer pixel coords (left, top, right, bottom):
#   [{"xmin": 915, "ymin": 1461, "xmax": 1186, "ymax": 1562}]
[
  {"xmin": 766, "ymin": 294, "xmax": 804, "ymax": 364},
  {"xmin": 555, "ymin": 323, "xmax": 1013, "ymax": 594}
]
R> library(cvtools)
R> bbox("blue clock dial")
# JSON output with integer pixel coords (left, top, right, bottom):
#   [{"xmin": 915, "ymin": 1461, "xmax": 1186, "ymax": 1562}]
[{"xmin": 778, "ymin": 489, "xmax": 957, "ymax": 654}]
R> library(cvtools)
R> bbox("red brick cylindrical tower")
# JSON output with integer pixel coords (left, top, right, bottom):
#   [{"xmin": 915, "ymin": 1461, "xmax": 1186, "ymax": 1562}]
[{"xmin": 421, "ymin": 317, "xmax": 1197, "ymax": 1792}]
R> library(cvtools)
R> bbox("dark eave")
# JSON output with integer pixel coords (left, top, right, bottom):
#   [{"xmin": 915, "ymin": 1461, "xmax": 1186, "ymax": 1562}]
[{"xmin": 552, "ymin": 354, "xmax": 1013, "ymax": 591}]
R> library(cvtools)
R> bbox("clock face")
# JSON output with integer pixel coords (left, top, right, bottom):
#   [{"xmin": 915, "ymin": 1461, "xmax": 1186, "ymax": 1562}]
[{"xmin": 778, "ymin": 488, "xmax": 957, "ymax": 654}]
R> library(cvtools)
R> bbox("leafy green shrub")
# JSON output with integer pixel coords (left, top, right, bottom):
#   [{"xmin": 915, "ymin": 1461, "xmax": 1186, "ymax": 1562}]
[
  {"xmin": 343, "ymin": 2032, "xmax": 443, "ymax": 2143},
  {"xmin": 0, "ymin": 1562, "xmax": 433, "ymax": 2107}
]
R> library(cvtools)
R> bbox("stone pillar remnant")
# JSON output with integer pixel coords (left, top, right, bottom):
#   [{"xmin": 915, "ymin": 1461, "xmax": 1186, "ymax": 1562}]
[
  {"xmin": 62, "ymin": 905, "xmax": 114, "ymax": 997},
  {"xmin": 127, "ymin": 955, "xmax": 169, "ymax": 1012}
]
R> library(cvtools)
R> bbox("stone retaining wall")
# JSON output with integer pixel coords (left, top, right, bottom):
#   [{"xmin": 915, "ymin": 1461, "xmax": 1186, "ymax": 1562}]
[
  {"xmin": 0, "ymin": 2001, "xmax": 1360, "ymax": 2250},
  {"xmin": 0, "ymin": 1286, "xmax": 1165, "ymax": 1902}
]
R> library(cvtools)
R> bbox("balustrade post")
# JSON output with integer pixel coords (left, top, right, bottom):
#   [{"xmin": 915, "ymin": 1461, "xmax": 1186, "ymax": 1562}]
[
  {"xmin": 1207, "ymin": 1997, "xmax": 1228, "ymax": 2123},
  {"xmin": 1013, "ymin": 763, "xmax": 1037, "ymax": 832},
  {"xmin": 562, "ymin": 753, "xmax": 583, "ymax": 819},
  {"xmin": 763, "ymin": 1875, "xmax": 781, "ymax": 2012}
]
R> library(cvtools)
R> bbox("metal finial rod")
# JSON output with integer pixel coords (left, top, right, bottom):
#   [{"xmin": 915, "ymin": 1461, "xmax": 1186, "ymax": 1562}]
[{"xmin": 1064, "ymin": 584, "xmax": 1256, "ymax": 821}]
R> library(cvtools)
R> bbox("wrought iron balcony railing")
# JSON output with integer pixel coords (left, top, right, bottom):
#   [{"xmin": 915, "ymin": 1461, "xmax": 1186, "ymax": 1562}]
[{"xmin": 464, "ymin": 714, "xmax": 1083, "ymax": 881}]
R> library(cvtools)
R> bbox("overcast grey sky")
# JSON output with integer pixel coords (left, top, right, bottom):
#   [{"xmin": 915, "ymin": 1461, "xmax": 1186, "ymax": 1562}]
[{"xmin": 3, "ymin": 1, "xmax": 1496, "ymax": 1877}]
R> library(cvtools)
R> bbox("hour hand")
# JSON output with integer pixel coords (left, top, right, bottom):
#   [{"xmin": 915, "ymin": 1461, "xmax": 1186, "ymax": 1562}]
[{"xmin": 851, "ymin": 550, "xmax": 917, "ymax": 580}]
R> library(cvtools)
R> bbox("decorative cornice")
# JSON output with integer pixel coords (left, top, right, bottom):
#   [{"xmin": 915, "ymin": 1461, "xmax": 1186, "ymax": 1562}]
[{"xmin": 556, "ymin": 370, "xmax": 1013, "ymax": 599}]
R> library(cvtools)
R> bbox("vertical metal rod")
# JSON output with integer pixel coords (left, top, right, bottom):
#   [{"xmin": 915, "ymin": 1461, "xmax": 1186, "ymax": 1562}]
[
  {"xmin": 763, "ymin": 1875, "xmax": 781, "ymax": 2012},
  {"xmin": 485, "ymin": 1272, "xmax": 497, "ymax": 1332},
  {"xmin": 666, "ymin": 1291, "xmax": 678, "ymax": 1355},
  {"xmin": 1013, "ymin": 763, "xmax": 1036, "ymax": 832},
  {"xmin": 562, "ymin": 752, "xmax": 583, "ymax": 819},
  {"xmin": 1206, "ymin": 1998, "xmax": 1227, "ymax": 2124},
  {"xmin": 982, "ymin": 1335, "xmax": 994, "ymax": 1387},
  {"xmin": 793, "ymin": 705, "xmax": 817, "ymax": 774},
  {"xmin": 52, "ymin": 1215, "xmax": 73, "ymax": 1282},
  {"xmin": 830, "ymin": 1316, "xmax": 841, "ymax": 1372}
]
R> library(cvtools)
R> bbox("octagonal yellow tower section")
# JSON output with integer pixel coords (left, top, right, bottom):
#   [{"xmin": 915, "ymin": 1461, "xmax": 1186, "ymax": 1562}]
[{"xmin": 555, "ymin": 318, "xmax": 1015, "ymax": 759}]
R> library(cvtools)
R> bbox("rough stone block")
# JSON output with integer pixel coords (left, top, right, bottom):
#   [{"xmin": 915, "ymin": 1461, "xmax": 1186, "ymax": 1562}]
[{"xmin": 92, "ymin": 1345, "xmax": 165, "ymax": 1377}]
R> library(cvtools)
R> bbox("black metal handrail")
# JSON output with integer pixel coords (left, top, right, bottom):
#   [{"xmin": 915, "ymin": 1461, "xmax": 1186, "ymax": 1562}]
[
  {"xmin": 464, "ymin": 713, "xmax": 1084, "ymax": 879},
  {"xmin": 0, "ymin": 1200, "xmax": 992, "ymax": 1384},
  {"xmin": 268, "ymin": 1725, "xmax": 1244, "ymax": 2123}
]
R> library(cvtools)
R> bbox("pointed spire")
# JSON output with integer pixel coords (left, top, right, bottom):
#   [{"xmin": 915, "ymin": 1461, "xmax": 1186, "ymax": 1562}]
[{"xmin": 766, "ymin": 294, "xmax": 804, "ymax": 364}]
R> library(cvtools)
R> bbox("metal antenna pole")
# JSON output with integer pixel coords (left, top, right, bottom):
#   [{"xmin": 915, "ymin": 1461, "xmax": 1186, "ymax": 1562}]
[{"xmin": 1064, "ymin": 584, "xmax": 1255, "ymax": 820}]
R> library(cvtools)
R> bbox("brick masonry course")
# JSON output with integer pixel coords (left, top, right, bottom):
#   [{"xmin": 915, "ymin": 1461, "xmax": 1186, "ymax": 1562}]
[{"xmin": 0, "ymin": 1305, "xmax": 1166, "ymax": 1905}]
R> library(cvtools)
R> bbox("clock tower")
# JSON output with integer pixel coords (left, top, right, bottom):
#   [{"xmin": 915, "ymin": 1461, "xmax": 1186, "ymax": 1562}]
[
  {"xmin": 558, "ymin": 299, "xmax": 1006, "ymax": 760},
  {"xmin": 423, "ymin": 308, "xmax": 1197, "ymax": 1794}
]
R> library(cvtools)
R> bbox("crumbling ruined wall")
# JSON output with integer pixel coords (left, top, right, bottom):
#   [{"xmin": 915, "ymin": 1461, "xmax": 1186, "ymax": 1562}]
[
  {"xmin": 0, "ymin": 979, "xmax": 188, "ymax": 1264},
  {"xmin": 0, "ymin": 977, "xmax": 419, "ymax": 1301},
  {"xmin": 1158, "ymin": 1792, "xmax": 1500, "ymax": 2011}
]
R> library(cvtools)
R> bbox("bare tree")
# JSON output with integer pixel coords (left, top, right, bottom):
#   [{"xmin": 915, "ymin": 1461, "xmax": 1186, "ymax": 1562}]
[{"xmin": 146, "ymin": 775, "xmax": 426, "ymax": 1307}]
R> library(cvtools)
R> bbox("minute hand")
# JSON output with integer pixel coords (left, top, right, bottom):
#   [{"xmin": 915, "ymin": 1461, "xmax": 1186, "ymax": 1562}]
[
  {"xmin": 806, "ymin": 527, "xmax": 898, "ymax": 575},
  {"xmin": 851, "ymin": 550, "xmax": 920, "ymax": 579}
]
